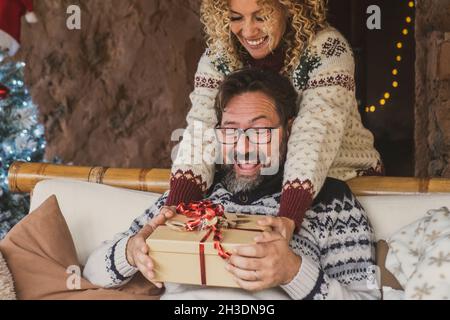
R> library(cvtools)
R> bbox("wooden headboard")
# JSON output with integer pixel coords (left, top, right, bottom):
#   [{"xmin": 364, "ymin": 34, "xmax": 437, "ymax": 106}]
[{"xmin": 7, "ymin": 161, "xmax": 450, "ymax": 196}]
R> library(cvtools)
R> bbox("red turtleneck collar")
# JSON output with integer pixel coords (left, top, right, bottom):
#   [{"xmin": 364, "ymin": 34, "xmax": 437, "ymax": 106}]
[{"xmin": 243, "ymin": 45, "xmax": 286, "ymax": 73}]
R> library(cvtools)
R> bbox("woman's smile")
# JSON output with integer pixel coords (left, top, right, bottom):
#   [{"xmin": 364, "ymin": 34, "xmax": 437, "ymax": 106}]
[{"xmin": 242, "ymin": 35, "xmax": 270, "ymax": 51}]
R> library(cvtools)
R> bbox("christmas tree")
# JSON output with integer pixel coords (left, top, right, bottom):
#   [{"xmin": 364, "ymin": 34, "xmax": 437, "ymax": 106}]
[{"xmin": 0, "ymin": 49, "xmax": 46, "ymax": 239}]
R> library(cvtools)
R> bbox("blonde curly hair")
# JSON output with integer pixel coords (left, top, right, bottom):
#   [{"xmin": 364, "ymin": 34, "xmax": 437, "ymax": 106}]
[{"xmin": 200, "ymin": 0, "xmax": 328, "ymax": 74}]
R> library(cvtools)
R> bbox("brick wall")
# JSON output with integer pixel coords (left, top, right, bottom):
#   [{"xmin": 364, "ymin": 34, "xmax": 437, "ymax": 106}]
[{"xmin": 415, "ymin": 0, "xmax": 450, "ymax": 177}]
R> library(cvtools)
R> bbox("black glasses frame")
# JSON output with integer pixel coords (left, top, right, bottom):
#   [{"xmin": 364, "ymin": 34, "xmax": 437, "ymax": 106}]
[{"xmin": 214, "ymin": 125, "xmax": 281, "ymax": 145}]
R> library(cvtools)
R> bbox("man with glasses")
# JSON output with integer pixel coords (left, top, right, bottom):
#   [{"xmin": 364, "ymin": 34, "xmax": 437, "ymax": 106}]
[{"xmin": 84, "ymin": 69, "xmax": 380, "ymax": 300}]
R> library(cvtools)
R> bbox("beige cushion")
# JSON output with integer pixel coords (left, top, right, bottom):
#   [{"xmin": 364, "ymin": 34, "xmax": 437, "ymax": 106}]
[
  {"xmin": 0, "ymin": 195, "xmax": 163, "ymax": 300},
  {"xmin": 0, "ymin": 195, "xmax": 88, "ymax": 299},
  {"xmin": 0, "ymin": 251, "xmax": 16, "ymax": 300},
  {"xmin": 30, "ymin": 179, "xmax": 161, "ymax": 265}
]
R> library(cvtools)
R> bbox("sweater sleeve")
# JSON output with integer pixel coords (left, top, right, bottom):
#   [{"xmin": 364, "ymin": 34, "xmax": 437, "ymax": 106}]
[
  {"xmin": 281, "ymin": 185, "xmax": 381, "ymax": 300},
  {"xmin": 281, "ymin": 256, "xmax": 380, "ymax": 300},
  {"xmin": 165, "ymin": 50, "xmax": 225, "ymax": 206},
  {"xmin": 82, "ymin": 193, "xmax": 168, "ymax": 288},
  {"xmin": 278, "ymin": 29, "xmax": 357, "ymax": 230}
]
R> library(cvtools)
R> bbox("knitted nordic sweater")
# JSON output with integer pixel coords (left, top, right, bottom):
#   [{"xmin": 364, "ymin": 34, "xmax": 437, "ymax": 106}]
[
  {"xmin": 166, "ymin": 27, "xmax": 382, "ymax": 230},
  {"xmin": 83, "ymin": 174, "xmax": 381, "ymax": 300}
]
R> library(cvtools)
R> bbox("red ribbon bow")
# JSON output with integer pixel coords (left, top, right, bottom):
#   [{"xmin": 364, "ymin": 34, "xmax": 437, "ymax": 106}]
[{"xmin": 176, "ymin": 200, "xmax": 231, "ymax": 260}]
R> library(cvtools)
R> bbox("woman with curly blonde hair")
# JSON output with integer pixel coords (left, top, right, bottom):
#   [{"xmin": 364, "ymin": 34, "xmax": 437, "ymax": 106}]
[{"xmin": 165, "ymin": 0, "xmax": 382, "ymax": 237}]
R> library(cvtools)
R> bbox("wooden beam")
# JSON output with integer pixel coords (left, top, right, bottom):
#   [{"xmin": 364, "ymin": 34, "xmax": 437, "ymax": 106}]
[{"xmin": 8, "ymin": 161, "xmax": 450, "ymax": 196}]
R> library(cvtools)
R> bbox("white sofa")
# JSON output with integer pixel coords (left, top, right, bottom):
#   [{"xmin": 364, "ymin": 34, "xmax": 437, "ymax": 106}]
[{"xmin": 30, "ymin": 179, "xmax": 450, "ymax": 267}]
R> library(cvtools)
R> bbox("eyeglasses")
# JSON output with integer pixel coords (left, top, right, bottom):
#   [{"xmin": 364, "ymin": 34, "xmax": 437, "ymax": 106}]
[{"xmin": 214, "ymin": 125, "xmax": 281, "ymax": 145}]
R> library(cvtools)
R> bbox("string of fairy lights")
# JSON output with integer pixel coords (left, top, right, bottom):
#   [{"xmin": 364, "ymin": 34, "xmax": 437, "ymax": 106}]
[{"xmin": 365, "ymin": 0, "xmax": 415, "ymax": 113}]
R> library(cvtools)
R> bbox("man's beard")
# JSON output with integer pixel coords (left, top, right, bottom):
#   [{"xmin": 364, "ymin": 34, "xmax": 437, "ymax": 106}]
[
  {"xmin": 221, "ymin": 165, "xmax": 265, "ymax": 194},
  {"xmin": 220, "ymin": 133, "xmax": 288, "ymax": 194}
]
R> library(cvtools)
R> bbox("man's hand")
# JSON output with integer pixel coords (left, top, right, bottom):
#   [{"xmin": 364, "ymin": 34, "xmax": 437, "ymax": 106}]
[
  {"xmin": 225, "ymin": 230, "xmax": 301, "ymax": 292},
  {"xmin": 256, "ymin": 216, "xmax": 295, "ymax": 241},
  {"xmin": 125, "ymin": 206, "xmax": 176, "ymax": 288}
]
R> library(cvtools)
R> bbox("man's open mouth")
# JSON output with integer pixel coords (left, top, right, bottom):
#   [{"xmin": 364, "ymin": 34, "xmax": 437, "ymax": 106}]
[
  {"xmin": 237, "ymin": 163, "xmax": 260, "ymax": 170},
  {"xmin": 234, "ymin": 162, "xmax": 262, "ymax": 176}
]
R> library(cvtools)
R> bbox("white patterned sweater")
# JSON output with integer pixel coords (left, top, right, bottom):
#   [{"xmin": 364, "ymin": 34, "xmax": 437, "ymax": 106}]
[
  {"xmin": 166, "ymin": 27, "xmax": 382, "ymax": 230},
  {"xmin": 83, "ymin": 176, "xmax": 381, "ymax": 300}
]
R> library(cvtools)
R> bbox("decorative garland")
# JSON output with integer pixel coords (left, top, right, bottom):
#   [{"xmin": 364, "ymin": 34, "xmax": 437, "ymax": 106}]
[{"xmin": 365, "ymin": 1, "xmax": 415, "ymax": 113}]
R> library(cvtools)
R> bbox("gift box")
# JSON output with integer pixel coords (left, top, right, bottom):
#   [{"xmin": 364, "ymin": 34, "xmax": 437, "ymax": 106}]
[{"xmin": 146, "ymin": 201, "xmax": 269, "ymax": 288}]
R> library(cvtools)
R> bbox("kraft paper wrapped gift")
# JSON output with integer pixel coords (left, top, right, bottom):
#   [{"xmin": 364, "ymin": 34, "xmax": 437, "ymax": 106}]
[{"xmin": 146, "ymin": 211, "xmax": 268, "ymax": 288}]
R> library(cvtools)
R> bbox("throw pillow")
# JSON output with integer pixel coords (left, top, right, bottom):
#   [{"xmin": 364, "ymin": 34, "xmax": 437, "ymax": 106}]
[
  {"xmin": 0, "ymin": 195, "xmax": 162, "ymax": 300},
  {"xmin": 0, "ymin": 250, "xmax": 16, "ymax": 300}
]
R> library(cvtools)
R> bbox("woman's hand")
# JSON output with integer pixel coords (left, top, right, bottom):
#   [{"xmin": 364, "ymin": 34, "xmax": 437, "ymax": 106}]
[
  {"xmin": 125, "ymin": 206, "xmax": 176, "ymax": 288},
  {"xmin": 255, "ymin": 216, "xmax": 295, "ymax": 242}
]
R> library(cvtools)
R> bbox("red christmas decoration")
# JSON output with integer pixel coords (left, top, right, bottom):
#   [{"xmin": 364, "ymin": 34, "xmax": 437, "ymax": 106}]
[
  {"xmin": 176, "ymin": 200, "xmax": 231, "ymax": 259},
  {"xmin": 0, "ymin": 0, "xmax": 38, "ymax": 56},
  {"xmin": 0, "ymin": 83, "xmax": 9, "ymax": 99}
]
